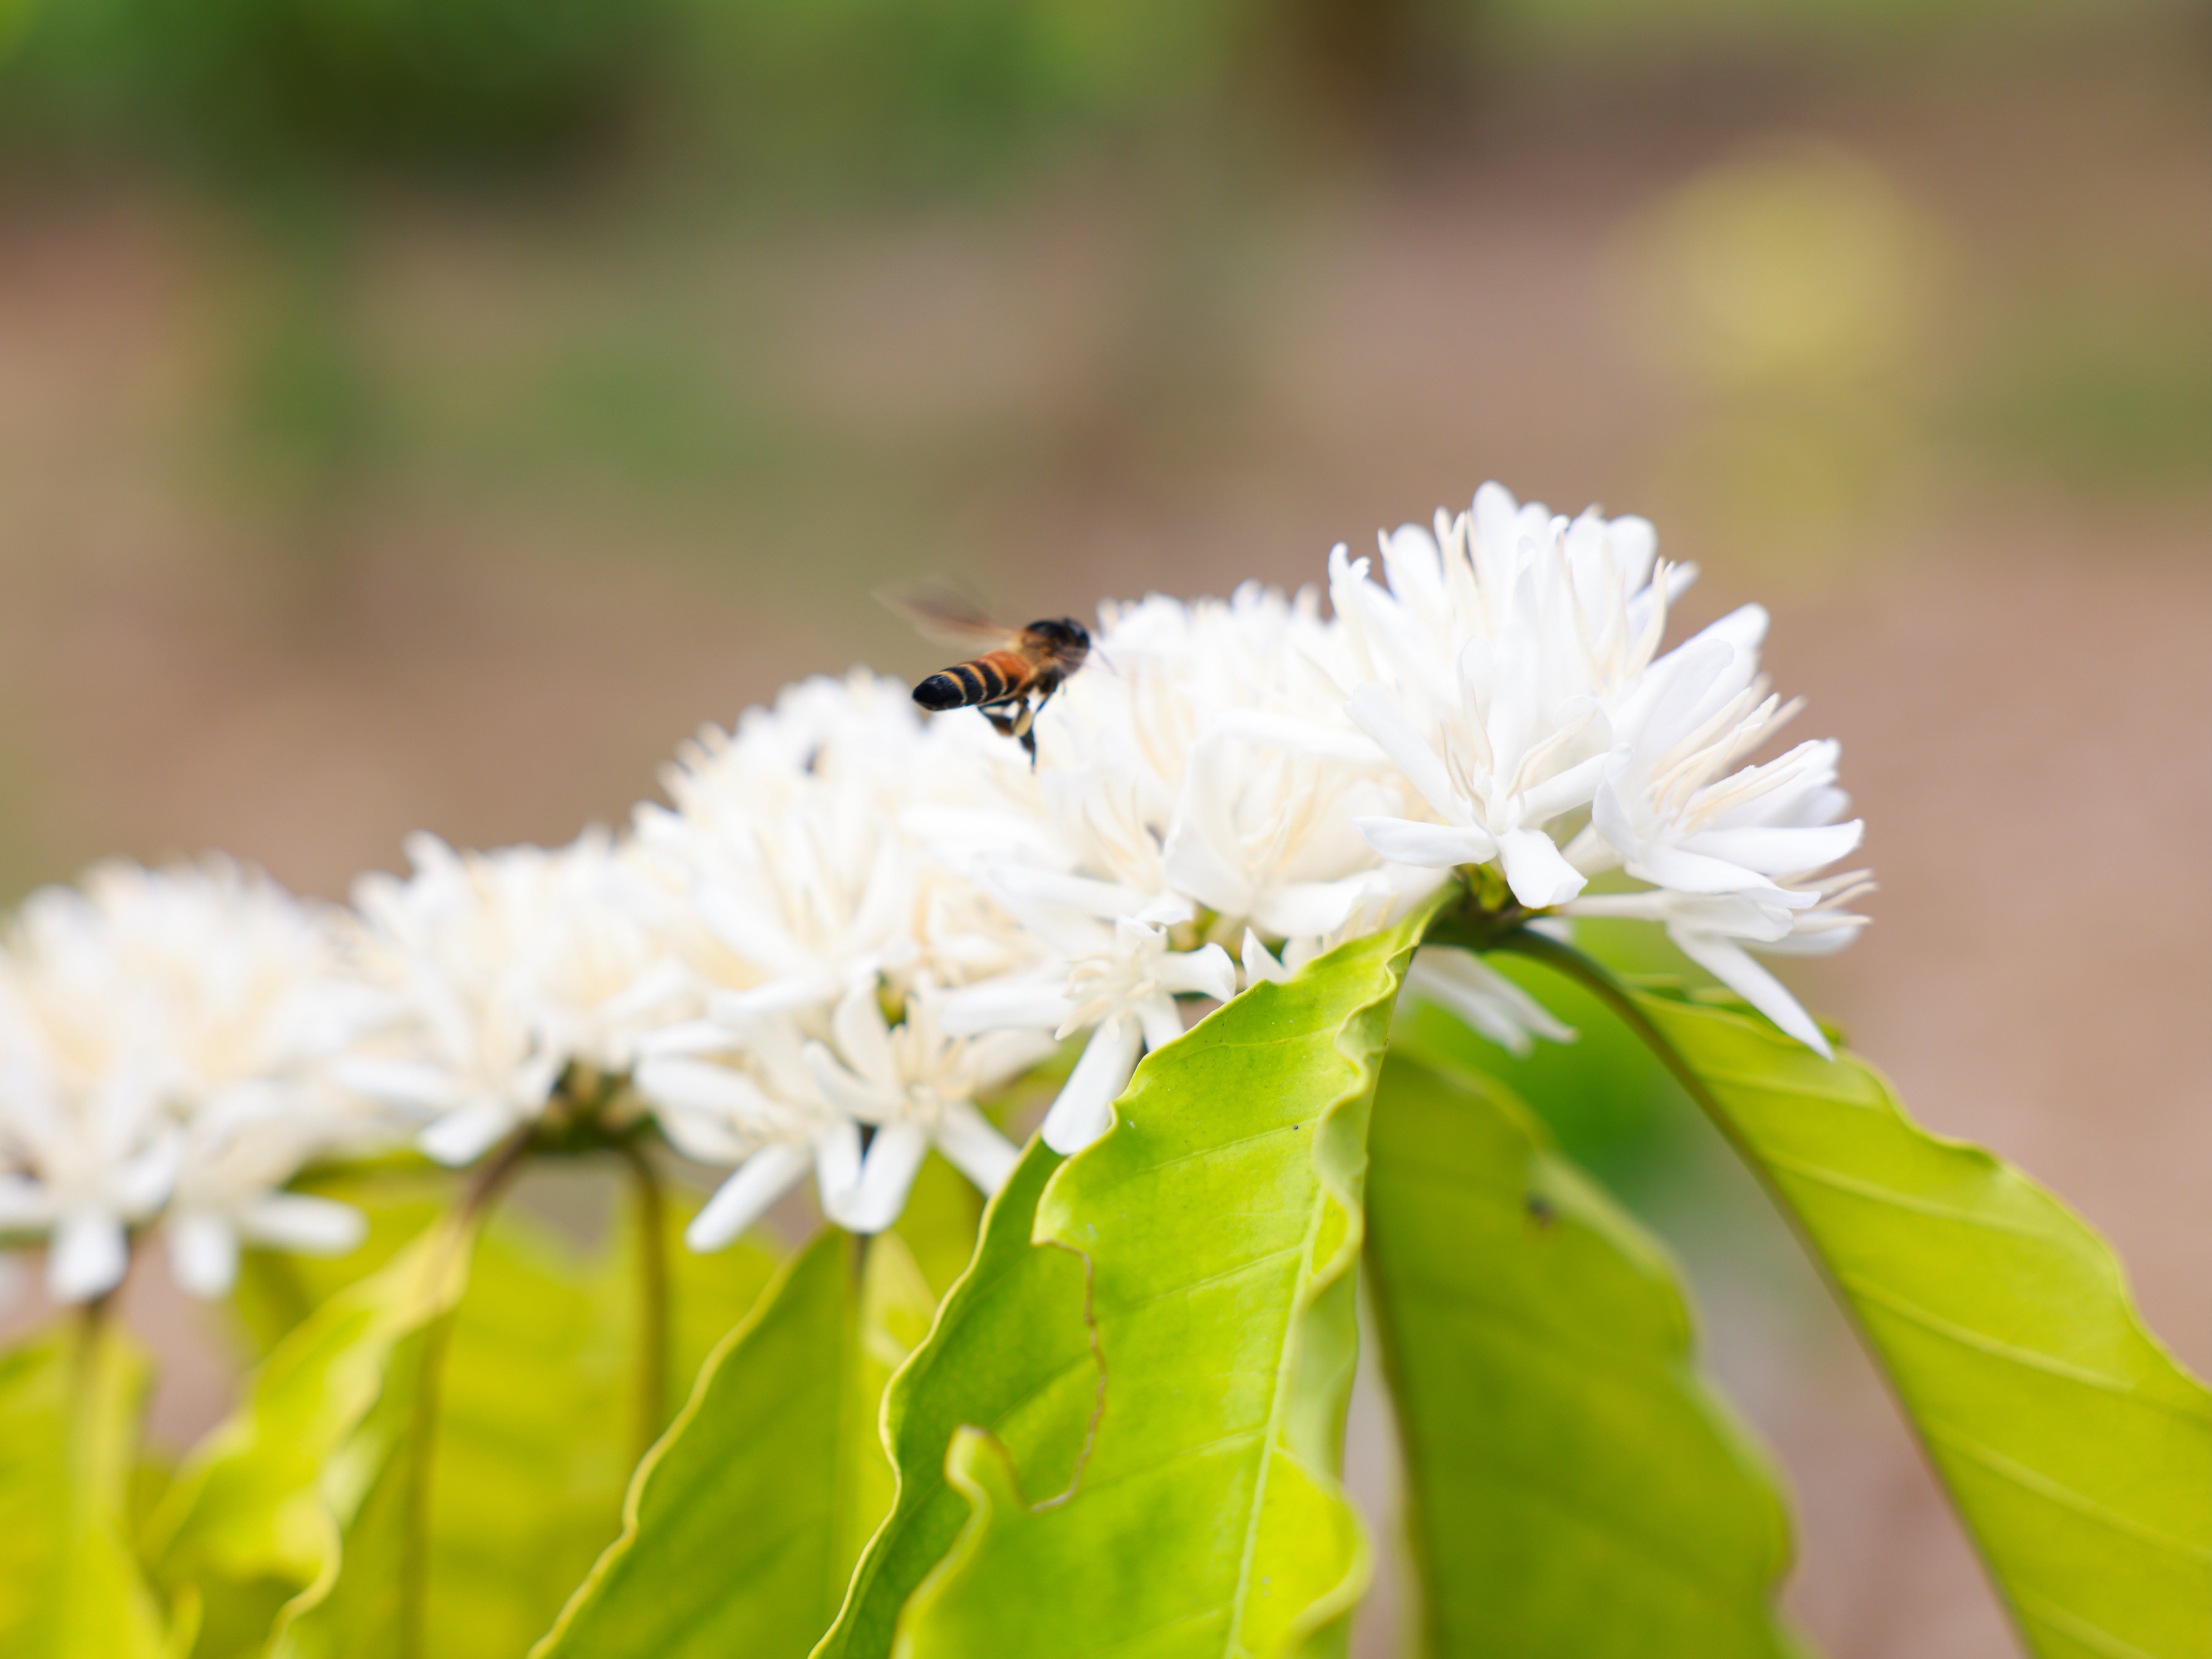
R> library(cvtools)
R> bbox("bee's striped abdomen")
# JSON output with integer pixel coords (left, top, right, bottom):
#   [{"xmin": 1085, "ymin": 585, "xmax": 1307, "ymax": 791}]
[{"xmin": 913, "ymin": 649, "xmax": 1029, "ymax": 711}]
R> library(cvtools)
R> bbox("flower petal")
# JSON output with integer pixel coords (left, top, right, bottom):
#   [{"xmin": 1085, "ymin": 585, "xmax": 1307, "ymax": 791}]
[
  {"xmin": 1515, "ymin": 751, "xmax": 1610, "ymax": 827},
  {"xmin": 0, "ymin": 1175, "xmax": 52, "ymax": 1229},
  {"xmin": 235, "ymin": 1193, "xmax": 367, "ymax": 1258},
  {"xmin": 805, "ymin": 1042, "xmax": 899, "ymax": 1123},
  {"xmin": 1159, "ymin": 808, "xmax": 1255, "ymax": 923},
  {"xmin": 1248, "ymin": 874, "xmax": 1382, "ymax": 942},
  {"xmin": 636, "ymin": 1057, "xmax": 776, "ymax": 1118},
  {"xmin": 1213, "ymin": 710, "xmax": 1386, "ymax": 764},
  {"xmin": 1345, "ymin": 685, "xmax": 1469, "ymax": 825},
  {"xmin": 167, "ymin": 1211, "xmax": 240, "ymax": 1298},
  {"xmin": 836, "ymin": 1122, "xmax": 929, "ymax": 1234},
  {"xmin": 637, "ymin": 1018, "xmax": 746, "ymax": 1059},
  {"xmin": 1628, "ymin": 843, "xmax": 1791, "ymax": 898},
  {"xmin": 1496, "ymin": 828, "xmax": 1587, "ymax": 908},
  {"xmin": 1153, "ymin": 942, "xmax": 1238, "ymax": 1002},
  {"xmin": 328, "ymin": 1057, "xmax": 461, "ymax": 1113},
  {"xmin": 1407, "ymin": 948, "xmax": 1576, "ymax": 1057},
  {"xmin": 1135, "ymin": 992, "xmax": 1188, "ymax": 1053},
  {"xmin": 934, "ymin": 1103, "xmax": 1021, "ymax": 1196},
  {"xmin": 1240, "ymin": 928, "xmax": 1290, "ymax": 987},
  {"xmin": 1671, "ymin": 931, "xmax": 1834, "ymax": 1060},
  {"xmin": 48, "ymin": 1210, "xmax": 127, "ymax": 1303},
  {"xmin": 941, "ymin": 975, "xmax": 1075, "ymax": 1037},
  {"xmin": 712, "ymin": 978, "xmax": 838, "ymax": 1020},
  {"xmin": 1041, "ymin": 1016, "xmax": 1142, "ymax": 1155},
  {"xmin": 1354, "ymin": 817, "xmax": 1496, "ymax": 870},
  {"xmin": 830, "ymin": 981, "xmax": 898, "ymax": 1088},
  {"xmin": 418, "ymin": 1102, "xmax": 517, "ymax": 1168},
  {"xmin": 685, "ymin": 1143, "xmax": 812, "ymax": 1252},
  {"xmin": 1683, "ymin": 821, "xmax": 1864, "ymax": 877}
]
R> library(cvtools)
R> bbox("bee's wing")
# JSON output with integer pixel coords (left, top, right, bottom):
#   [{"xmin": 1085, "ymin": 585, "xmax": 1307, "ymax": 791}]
[{"xmin": 878, "ymin": 582, "xmax": 1017, "ymax": 652}]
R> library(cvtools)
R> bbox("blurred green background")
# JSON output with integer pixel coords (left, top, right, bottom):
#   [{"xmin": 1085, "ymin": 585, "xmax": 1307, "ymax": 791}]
[{"xmin": 0, "ymin": 2, "xmax": 2202, "ymax": 1653}]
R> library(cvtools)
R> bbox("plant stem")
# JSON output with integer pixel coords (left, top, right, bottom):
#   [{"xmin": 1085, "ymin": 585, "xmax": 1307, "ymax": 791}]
[
  {"xmin": 69, "ymin": 1288, "xmax": 110, "ymax": 1381},
  {"xmin": 1488, "ymin": 928, "xmax": 1703, "ymax": 1090},
  {"xmin": 400, "ymin": 1123, "xmax": 534, "ymax": 1659},
  {"xmin": 399, "ymin": 1304, "xmax": 455, "ymax": 1659},
  {"xmin": 458, "ymin": 1122, "xmax": 537, "ymax": 1222},
  {"xmin": 617, "ymin": 1138, "xmax": 671, "ymax": 1461},
  {"xmin": 66, "ymin": 1290, "xmax": 113, "ymax": 1495}
]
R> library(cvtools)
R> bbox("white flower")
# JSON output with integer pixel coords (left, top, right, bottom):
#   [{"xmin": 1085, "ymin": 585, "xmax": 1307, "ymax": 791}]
[
  {"xmin": 919, "ymin": 585, "xmax": 1426, "ymax": 1153},
  {"xmin": 339, "ymin": 831, "xmax": 693, "ymax": 1166},
  {"xmin": 941, "ymin": 895, "xmax": 1235, "ymax": 1155},
  {"xmin": 634, "ymin": 979, "xmax": 1049, "ymax": 1242},
  {"xmin": 636, "ymin": 670, "xmax": 1037, "ymax": 1018},
  {"xmin": 1560, "ymin": 622, "xmax": 1869, "ymax": 1058},
  {"xmin": 1575, "ymin": 608, "xmax": 1862, "ymax": 898},
  {"xmin": 1290, "ymin": 480, "xmax": 1871, "ymax": 1058},
  {"xmin": 1327, "ymin": 484, "xmax": 1684, "ymax": 907},
  {"xmin": 804, "ymin": 980, "xmax": 1050, "ymax": 1228},
  {"xmin": 627, "ymin": 672, "xmax": 1067, "ymax": 1239},
  {"xmin": 0, "ymin": 858, "xmax": 383, "ymax": 1301},
  {"xmin": 1567, "ymin": 875, "xmax": 1871, "ymax": 1059},
  {"xmin": 1402, "ymin": 948, "xmax": 1578, "ymax": 1058},
  {"xmin": 634, "ymin": 1009, "xmax": 859, "ymax": 1249}
]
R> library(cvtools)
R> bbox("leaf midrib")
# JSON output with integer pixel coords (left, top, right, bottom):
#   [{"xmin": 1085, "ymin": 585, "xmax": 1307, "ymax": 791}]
[{"xmin": 1223, "ymin": 1164, "xmax": 1327, "ymax": 1659}]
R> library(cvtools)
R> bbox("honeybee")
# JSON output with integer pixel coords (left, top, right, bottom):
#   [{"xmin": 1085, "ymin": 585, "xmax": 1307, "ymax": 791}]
[{"xmin": 885, "ymin": 586, "xmax": 1091, "ymax": 763}]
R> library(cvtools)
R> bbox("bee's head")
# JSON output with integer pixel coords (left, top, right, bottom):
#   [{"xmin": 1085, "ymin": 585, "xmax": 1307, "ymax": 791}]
[{"xmin": 1027, "ymin": 617, "xmax": 1090, "ymax": 651}]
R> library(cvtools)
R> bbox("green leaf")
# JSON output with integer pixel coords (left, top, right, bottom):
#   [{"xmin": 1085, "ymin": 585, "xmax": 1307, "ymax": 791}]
[
  {"xmin": 0, "ymin": 1320, "xmax": 170, "ymax": 1658},
  {"xmin": 889, "ymin": 1152, "xmax": 985, "ymax": 1304},
  {"xmin": 228, "ymin": 1174, "xmax": 446, "ymax": 1362},
  {"xmin": 812, "ymin": 1137, "xmax": 1094, "ymax": 1659},
  {"xmin": 420, "ymin": 1195, "xmax": 766, "ymax": 1659},
  {"xmin": 1398, "ymin": 915, "xmax": 1699, "ymax": 1198},
  {"xmin": 426, "ymin": 1173, "xmax": 780, "ymax": 1659},
  {"xmin": 892, "ymin": 902, "xmax": 1438, "ymax": 1659},
  {"xmin": 1365, "ymin": 1046, "xmax": 1804, "ymax": 1658},
  {"xmin": 213, "ymin": 1159, "xmax": 781, "ymax": 1659},
  {"xmin": 145, "ymin": 1212, "xmax": 479, "ymax": 1658},
  {"xmin": 1534, "ymin": 951, "xmax": 2212, "ymax": 1659},
  {"xmin": 533, "ymin": 1225, "xmax": 927, "ymax": 1659}
]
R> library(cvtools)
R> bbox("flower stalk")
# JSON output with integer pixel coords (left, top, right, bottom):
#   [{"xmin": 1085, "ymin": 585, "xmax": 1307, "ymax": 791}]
[
  {"xmin": 401, "ymin": 1120, "xmax": 533, "ymax": 1659},
  {"xmin": 617, "ymin": 1136, "xmax": 671, "ymax": 1461}
]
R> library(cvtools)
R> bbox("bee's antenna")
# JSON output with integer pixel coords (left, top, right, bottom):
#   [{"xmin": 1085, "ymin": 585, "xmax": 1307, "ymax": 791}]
[{"xmin": 1092, "ymin": 645, "xmax": 1120, "ymax": 676}]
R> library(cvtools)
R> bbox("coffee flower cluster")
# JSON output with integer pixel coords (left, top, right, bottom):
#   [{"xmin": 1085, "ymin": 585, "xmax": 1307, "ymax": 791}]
[{"xmin": 0, "ymin": 485, "xmax": 1868, "ymax": 1301}]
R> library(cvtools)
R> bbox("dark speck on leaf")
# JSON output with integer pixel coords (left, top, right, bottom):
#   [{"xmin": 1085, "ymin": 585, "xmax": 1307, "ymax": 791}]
[{"xmin": 1525, "ymin": 1193, "xmax": 1557, "ymax": 1230}]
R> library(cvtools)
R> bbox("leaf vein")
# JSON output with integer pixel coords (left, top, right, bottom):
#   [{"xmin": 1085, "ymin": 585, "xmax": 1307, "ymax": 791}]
[
  {"xmin": 2009, "ymin": 1587, "xmax": 2168, "ymax": 1659},
  {"xmin": 1115, "ymin": 1244, "xmax": 1305, "ymax": 1310},
  {"xmin": 1920, "ymin": 1425, "xmax": 2212, "ymax": 1562},
  {"xmin": 1757, "ymin": 1152, "xmax": 2050, "ymax": 1238},
  {"xmin": 1839, "ymin": 1274, "xmax": 2164, "ymax": 1401}
]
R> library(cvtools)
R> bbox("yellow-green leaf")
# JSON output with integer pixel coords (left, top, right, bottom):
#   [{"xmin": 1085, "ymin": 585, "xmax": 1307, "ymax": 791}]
[
  {"xmin": 0, "ymin": 1319, "xmax": 169, "ymax": 1658},
  {"xmin": 891, "ymin": 901, "xmax": 1438, "ymax": 1659},
  {"xmin": 1513, "ymin": 947, "xmax": 2212, "ymax": 1659},
  {"xmin": 1366, "ymin": 1047, "xmax": 1804, "ymax": 1657},
  {"xmin": 533, "ymin": 1226, "xmax": 927, "ymax": 1659},
  {"xmin": 420, "ymin": 1190, "xmax": 774, "ymax": 1659},
  {"xmin": 811, "ymin": 1137, "xmax": 1093, "ymax": 1659},
  {"xmin": 217, "ymin": 1164, "xmax": 780, "ymax": 1659},
  {"xmin": 145, "ymin": 1214, "xmax": 478, "ymax": 1658}
]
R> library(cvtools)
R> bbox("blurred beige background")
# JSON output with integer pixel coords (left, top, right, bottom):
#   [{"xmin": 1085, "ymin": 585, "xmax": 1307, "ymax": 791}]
[{"xmin": 0, "ymin": 0, "xmax": 2204, "ymax": 1652}]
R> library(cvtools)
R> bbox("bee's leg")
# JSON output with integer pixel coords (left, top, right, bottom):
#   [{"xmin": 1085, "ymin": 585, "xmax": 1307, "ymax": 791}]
[
  {"xmin": 981, "ymin": 705, "xmax": 1020, "ymax": 740},
  {"xmin": 1003, "ymin": 697, "xmax": 1040, "ymax": 766},
  {"xmin": 1016, "ymin": 685, "xmax": 1058, "ymax": 768}
]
